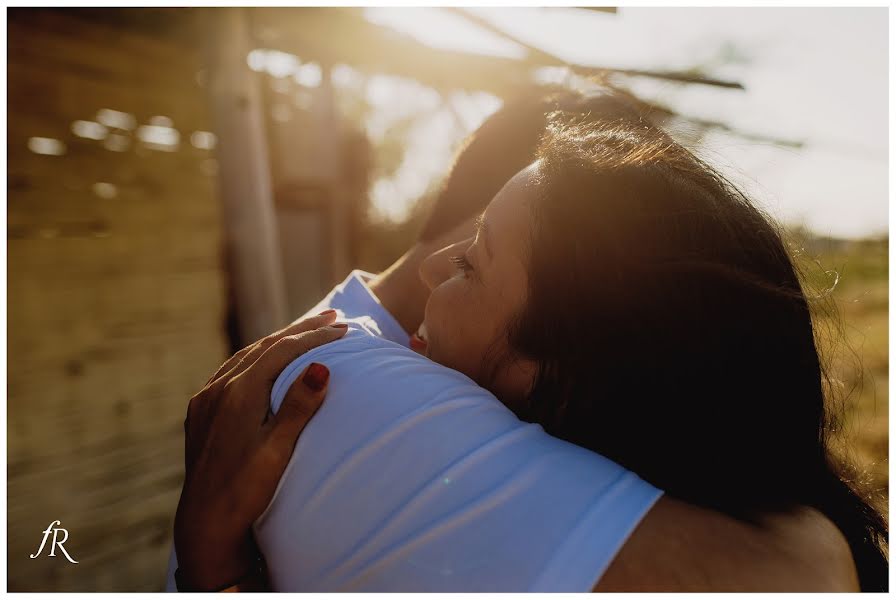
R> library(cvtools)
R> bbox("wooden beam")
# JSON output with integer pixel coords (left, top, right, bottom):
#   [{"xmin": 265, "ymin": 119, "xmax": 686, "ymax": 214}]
[
  {"xmin": 248, "ymin": 8, "xmax": 534, "ymax": 97},
  {"xmin": 255, "ymin": 8, "xmax": 743, "ymax": 94},
  {"xmin": 200, "ymin": 8, "xmax": 288, "ymax": 343},
  {"xmin": 577, "ymin": 7, "xmax": 618, "ymax": 14},
  {"xmin": 448, "ymin": 8, "xmax": 744, "ymax": 90}
]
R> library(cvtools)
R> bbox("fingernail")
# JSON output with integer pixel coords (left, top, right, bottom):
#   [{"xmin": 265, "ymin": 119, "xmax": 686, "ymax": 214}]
[
  {"xmin": 318, "ymin": 309, "xmax": 336, "ymax": 317},
  {"xmin": 330, "ymin": 323, "xmax": 348, "ymax": 329},
  {"xmin": 302, "ymin": 362, "xmax": 329, "ymax": 392}
]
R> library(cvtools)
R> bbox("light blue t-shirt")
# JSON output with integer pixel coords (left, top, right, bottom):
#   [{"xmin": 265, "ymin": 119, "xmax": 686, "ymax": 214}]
[{"xmin": 166, "ymin": 271, "xmax": 661, "ymax": 592}]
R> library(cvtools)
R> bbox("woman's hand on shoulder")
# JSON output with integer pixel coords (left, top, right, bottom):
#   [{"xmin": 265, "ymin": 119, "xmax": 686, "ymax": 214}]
[{"xmin": 173, "ymin": 310, "xmax": 347, "ymax": 591}]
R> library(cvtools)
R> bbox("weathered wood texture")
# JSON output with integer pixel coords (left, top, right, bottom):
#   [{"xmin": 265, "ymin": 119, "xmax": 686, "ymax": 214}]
[{"xmin": 8, "ymin": 9, "xmax": 230, "ymax": 591}]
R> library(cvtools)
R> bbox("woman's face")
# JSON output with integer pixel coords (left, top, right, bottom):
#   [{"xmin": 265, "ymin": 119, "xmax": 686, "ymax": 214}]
[{"xmin": 413, "ymin": 165, "xmax": 539, "ymax": 405}]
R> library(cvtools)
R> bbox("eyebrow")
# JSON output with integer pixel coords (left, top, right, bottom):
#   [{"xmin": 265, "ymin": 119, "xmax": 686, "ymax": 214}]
[{"xmin": 475, "ymin": 215, "xmax": 492, "ymax": 261}]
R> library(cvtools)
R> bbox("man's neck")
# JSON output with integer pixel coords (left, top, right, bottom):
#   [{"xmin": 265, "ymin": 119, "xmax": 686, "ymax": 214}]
[{"xmin": 367, "ymin": 245, "xmax": 432, "ymax": 335}]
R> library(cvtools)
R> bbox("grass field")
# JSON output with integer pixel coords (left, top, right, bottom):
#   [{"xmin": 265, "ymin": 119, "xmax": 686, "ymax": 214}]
[{"xmin": 795, "ymin": 232, "xmax": 888, "ymax": 511}]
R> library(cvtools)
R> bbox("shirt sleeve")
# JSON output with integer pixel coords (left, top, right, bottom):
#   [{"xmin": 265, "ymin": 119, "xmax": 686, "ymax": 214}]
[
  {"xmin": 252, "ymin": 330, "xmax": 662, "ymax": 592},
  {"xmin": 300, "ymin": 270, "xmax": 410, "ymax": 348}
]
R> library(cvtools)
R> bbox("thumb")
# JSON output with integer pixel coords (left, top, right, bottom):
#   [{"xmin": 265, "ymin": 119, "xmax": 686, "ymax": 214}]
[{"xmin": 269, "ymin": 362, "xmax": 330, "ymax": 450}]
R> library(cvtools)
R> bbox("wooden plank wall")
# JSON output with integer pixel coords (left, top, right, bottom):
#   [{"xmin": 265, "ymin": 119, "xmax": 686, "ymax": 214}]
[{"xmin": 8, "ymin": 10, "xmax": 230, "ymax": 591}]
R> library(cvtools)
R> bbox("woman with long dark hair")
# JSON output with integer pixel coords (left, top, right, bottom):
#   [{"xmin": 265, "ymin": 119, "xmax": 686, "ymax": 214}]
[
  {"xmin": 412, "ymin": 113, "xmax": 888, "ymax": 589},
  {"xmin": 172, "ymin": 92, "xmax": 886, "ymax": 592}
]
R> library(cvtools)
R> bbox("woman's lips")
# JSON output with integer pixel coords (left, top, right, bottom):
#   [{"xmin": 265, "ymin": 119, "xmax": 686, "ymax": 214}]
[
  {"xmin": 410, "ymin": 324, "xmax": 428, "ymax": 353},
  {"xmin": 409, "ymin": 332, "xmax": 427, "ymax": 353}
]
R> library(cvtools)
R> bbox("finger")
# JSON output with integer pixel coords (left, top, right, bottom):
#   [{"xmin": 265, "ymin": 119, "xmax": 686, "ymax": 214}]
[
  {"xmin": 247, "ymin": 324, "xmax": 347, "ymax": 391},
  {"xmin": 183, "ymin": 394, "xmax": 205, "ymax": 474},
  {"xmin": 268, "ymin": 362, "xmax": 330, "ymax": 452},
  {"xmin": 206, "ymin": 334, "xmax": 270, "ymax": 386},
  {"xmin": 231, "ymin": 310, "xmax": 338, "ymax": 379},
  {"xmin": 211, "ymin": 309, "xmax": 338, "ymax": 386},
  {"xmin": 206, "ymin": 309, "xmax": 338, "ymax": 386}
]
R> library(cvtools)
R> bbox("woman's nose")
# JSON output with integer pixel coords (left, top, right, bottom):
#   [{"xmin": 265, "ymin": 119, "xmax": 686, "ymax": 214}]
[{"xmin": 419, "ymin": 238, "xmax": 473, "ymax": 291}]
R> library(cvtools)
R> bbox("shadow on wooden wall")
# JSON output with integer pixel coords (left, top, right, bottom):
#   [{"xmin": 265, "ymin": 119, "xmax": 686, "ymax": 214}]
[{"xmin": 8, "ymin": 9, "xmax": 230, "ymax": 591}]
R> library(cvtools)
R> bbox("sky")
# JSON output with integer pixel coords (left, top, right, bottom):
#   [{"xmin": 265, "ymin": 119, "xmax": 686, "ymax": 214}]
[{"xmin": 362, "ymin": 7, "xmax": 888, "ymax": 239}]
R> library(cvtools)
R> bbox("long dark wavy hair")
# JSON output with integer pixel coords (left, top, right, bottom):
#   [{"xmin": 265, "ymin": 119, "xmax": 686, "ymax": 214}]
[{"xmin": 501, "ymin": 113, "xmax": 887, "ymax": 591}]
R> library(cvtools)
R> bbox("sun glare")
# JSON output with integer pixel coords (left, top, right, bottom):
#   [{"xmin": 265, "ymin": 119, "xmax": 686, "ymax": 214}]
[{"xmin": 363, "ymin": 8, "xmax": 526, "ymax": 60}]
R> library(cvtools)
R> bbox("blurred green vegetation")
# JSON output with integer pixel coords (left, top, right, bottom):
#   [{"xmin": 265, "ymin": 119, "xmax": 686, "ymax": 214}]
[{"xmin": 791, "ymin": 229, "xmax": 889, "ymax": 509}]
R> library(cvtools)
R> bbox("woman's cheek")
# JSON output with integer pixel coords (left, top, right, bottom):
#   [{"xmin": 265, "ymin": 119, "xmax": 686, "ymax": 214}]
[
  {"xmin": 433, "ymin": 293, "xmax": 471, "ymax": 369},
  {"xmin": 423, "ymin": 293, "xmax": 452, "ymax": 360}
]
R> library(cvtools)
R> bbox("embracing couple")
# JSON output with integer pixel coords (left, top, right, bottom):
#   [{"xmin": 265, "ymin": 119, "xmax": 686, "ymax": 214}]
[{"xmin": 166, "ymin": 87, "xmax": 887, "ymax": 592}]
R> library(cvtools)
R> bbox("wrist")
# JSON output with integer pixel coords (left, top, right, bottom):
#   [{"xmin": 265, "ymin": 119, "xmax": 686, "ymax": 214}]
[
  {"xmin": 176, "ymin": 534, "xmax": 259, "ymax": 592},
  {"xmin": 175, "ymin": 555, "xmax": 268, "ymax": 592}
]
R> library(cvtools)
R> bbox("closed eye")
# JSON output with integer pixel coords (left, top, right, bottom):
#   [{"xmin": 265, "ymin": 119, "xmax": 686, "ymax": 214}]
[{"xmin": 450, "ymin": 255, "xmax": 474, "ymax": 276}]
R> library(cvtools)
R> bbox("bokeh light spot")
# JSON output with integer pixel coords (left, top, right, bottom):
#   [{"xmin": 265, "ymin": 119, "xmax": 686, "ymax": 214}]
[
  {"xmin": 137, "ymin": 125, "xmax": 180, "ymax": 152},
  {"xmin": 149, "ymin": 116, "xmax": 174, "ymax": 127},
  {"xmin": 92, "ymin": 182, "xmax": 118, "ymax": 199},
  {"xmin": 190, "ymin": 131, "xmax": 217, "ymax": 150},
  {"xmin": 71, "ymin": 120, "xmax": 108, "ymax": 140},
  {"xmin": 97, "ymin": 108, "xmax": 136, "ymax": 131},
  {"xmin": 27, "ymin": 137, "xmax": 66, "ymax": 156}
]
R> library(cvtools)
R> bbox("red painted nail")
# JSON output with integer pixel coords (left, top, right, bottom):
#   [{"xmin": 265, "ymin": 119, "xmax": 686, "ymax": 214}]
[
  {"xmin": 330, "ymin": 323, "xmax": 348, "ymax": 329},
  {"xmin": 302, "ymin": 363, "xmax": 329, "ymax": 392},
  {"xmin": 318, "ymin": 309, "xmax": 336, "ymax": 316}
]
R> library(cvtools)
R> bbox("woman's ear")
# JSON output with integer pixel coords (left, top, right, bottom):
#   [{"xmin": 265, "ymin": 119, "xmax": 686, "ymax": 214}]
[
  {"xmin": 514, "ymin": 357, "xmax": 540, "ymax": 393},
  {"xmin": 491, "ymin": 355, "xmax": 540, "ymax": 417}
]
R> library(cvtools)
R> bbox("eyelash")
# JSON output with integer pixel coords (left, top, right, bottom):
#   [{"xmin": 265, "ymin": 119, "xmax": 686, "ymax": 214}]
[{"xmin": 449, "ymin": 255, "xmax": 474, "ymax": 276}]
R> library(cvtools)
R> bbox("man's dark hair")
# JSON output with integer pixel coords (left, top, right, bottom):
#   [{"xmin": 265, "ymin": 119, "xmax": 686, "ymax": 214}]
[{"xmin": 418, "ymin": 84, "xmax": 649, "ymax": 243}]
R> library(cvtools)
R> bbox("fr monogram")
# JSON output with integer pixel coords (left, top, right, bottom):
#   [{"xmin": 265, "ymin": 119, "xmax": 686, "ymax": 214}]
[{"xmin": 29, "ymin": 520, "xmax": 78, "ymax": 564}]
